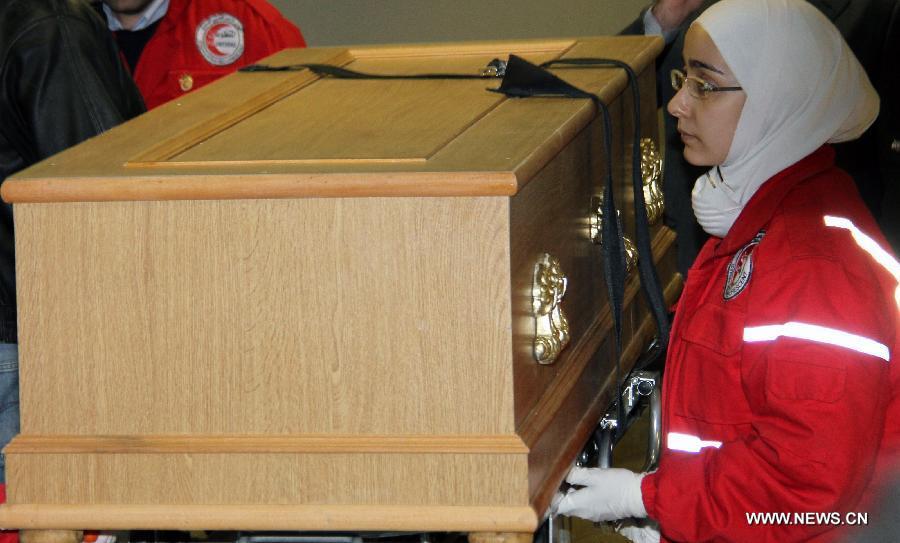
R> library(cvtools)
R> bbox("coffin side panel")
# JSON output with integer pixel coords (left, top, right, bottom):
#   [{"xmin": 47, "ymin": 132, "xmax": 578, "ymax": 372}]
[{"xmin": 15, "ymin": 197, "xmax": 513, "ymax": 436}]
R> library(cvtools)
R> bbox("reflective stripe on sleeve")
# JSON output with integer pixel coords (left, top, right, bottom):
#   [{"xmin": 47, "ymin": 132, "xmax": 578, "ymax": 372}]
[
  {"xmin": 824, "ymin": 216, "xmax": 900, "ymax": 281},
  {"xmin": 667, "ymin": 432, "xmax": 723, "ymax": 453},
  {"xmin": 743, "ymin": 322, "xmax": 889, "ymax": 361},
  {"xmin": 824, "ymin": 215, "xmax": 900, "ymax": 308}
]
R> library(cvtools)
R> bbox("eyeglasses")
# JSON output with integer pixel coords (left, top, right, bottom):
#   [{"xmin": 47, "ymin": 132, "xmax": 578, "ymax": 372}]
[{"xmin": 670, "ymin": 69, "xmax": 742, "ymax": 100}]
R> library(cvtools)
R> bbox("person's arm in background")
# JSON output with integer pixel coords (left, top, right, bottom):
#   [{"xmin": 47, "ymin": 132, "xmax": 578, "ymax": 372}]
[
  {"xmin": 2, "ymin": 0, "xmax": 145, "ymax": 165},
  {"xmin": 620, "ymin": 0, "xmax": 705, "ymax": 40}
]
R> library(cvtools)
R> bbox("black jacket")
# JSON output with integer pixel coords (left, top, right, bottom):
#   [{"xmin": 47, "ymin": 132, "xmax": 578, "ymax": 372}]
[
  {"xmin": 623, "ymin": 0, "xmax": 900, "ymax": 272},
  {"xmin": 0, "ymin": 0, "xmax": 145, "ymax": 343}
]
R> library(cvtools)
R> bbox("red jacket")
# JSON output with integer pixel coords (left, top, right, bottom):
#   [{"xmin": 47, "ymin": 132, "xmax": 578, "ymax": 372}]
[
  {"xmin": 642, "ymin": 146, "xmax": 900, "ymax": 542},
  {"xmin": 131, "ymin": 0, "xmax": 305, "ymax": 109}
]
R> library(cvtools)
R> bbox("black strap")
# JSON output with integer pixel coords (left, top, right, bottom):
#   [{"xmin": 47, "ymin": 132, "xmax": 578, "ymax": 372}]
[
  {"xmin": 239, "ymin": 62, "xmax": 503, "ymax": 80},
  {"xmin": 531, "ymin": 58, "xmax": 670, "ymax": 439},
  {"xmin": 541, "ymin": 58, "xmax": 671, "ymax": 367},
  {"xmin": 491, "ymin": 55, "xmax": 630, "ymax": 440}
]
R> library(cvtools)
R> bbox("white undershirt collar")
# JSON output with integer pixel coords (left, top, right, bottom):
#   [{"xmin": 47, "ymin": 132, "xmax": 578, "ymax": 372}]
[{"xmin": 103, "ymin": 0, "xmax": 170, "ymax": 31}]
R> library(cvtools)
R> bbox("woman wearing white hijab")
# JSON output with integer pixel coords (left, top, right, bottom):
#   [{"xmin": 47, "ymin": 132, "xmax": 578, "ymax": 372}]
[{"xmin": 556, "ymin": 0, "xmax": 900, "ymax": 541}]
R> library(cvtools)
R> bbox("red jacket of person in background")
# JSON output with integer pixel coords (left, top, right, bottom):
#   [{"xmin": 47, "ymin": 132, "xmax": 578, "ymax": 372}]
[{"xmin": 127, "ymin": 0, "xmax": 305, "ymax": 109}]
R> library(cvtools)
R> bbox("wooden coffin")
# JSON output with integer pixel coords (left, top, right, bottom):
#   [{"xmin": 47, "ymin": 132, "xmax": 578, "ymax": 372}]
[{"xmin": 0, "ymin": 36, "xmax": 678, "ymax": 535}]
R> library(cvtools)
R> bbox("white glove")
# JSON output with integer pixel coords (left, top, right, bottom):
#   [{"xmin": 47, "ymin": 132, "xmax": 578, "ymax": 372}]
[
  {"xmin": 553, "ymin": 467, "xmax": 647, "ymax": 522},
  {"xmin": 617, "ymin": 519, "xmax": 661, "ymax": 543}
]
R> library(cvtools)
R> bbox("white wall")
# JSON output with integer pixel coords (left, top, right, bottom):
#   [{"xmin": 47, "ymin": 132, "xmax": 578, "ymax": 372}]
[{"xmin": 268, "ymin": 0, "xmax": 648, "ymax": 46}]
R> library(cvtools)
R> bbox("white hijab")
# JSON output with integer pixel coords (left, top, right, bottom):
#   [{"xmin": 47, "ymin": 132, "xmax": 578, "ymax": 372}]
[{"xmin": 690, "ymin": 0, "xmax": 880, "ymax": 238}]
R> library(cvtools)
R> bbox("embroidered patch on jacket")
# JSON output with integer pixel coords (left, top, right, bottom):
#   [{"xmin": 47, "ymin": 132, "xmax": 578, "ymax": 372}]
[
  {"xmin": 723, "ymin": 230, "xmax": 765, "ymax": 300},
  {"xmin": 196, "ymin": 13, "xmax": 245, "ymax": 66}
]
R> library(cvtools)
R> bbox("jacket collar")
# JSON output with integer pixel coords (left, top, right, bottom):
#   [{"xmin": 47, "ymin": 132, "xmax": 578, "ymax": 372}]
[
  {"xmin": 156, "ymin": 0, "xmax": 190, "ymax": 31},
  {"xmin": 714, "ymin": 145, "xmax": 836, "ymax": 256}
]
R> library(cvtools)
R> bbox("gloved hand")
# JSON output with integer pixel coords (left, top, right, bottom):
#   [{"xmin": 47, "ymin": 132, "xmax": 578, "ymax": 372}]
[
  {"xmin": 617, "ymin": 519, "xmax": 661, "ymax": 543},
  {"xmin": 553, "ymin": 467, "xmax": 647, "ymax": 522}
]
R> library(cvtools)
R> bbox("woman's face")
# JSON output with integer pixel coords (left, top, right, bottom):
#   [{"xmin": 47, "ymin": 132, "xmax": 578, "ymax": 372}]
[{"xmin": 667, "ymin": 24, "xmax": 746, "ymax": 166}]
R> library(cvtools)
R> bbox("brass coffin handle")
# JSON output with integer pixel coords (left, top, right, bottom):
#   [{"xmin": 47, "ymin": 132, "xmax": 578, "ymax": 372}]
[
  {"xmin": 532, "ymin": 253, "xmax": 570, "ymax": 365},
  {"xmin": 641, "ymin": 138, "xmax": 665, "ymax": 225},
  {"xmin": 590, "ymin": 195, "xmax": 638, "ymax": 273}
]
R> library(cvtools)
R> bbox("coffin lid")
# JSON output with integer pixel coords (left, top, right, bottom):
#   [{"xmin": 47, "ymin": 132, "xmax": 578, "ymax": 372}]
[{"xmin": 3, "ymin": 36, "xmax": 662, "ymax": 203}]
